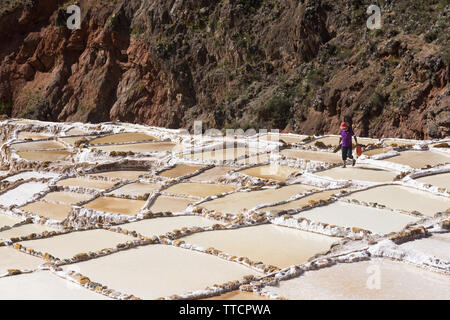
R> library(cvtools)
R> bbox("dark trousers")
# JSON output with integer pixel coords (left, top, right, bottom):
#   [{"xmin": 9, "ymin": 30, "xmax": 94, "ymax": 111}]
[{"xmin": 342, "ymin": 146, "xmax": 353, "ymax": 161}]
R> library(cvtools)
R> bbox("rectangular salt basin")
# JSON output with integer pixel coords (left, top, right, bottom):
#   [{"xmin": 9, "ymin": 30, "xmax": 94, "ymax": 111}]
[
  {"xmin": 120, "ymin": 216, "xmax": 218, "ymax": 237},
  {"xmin": 0, "ymin": 223, "xmax": 59, "ymax": 240},
  {"xmin": 62, "ymin": 244, "xmax": 262, "ymax": 300},
  {"xmin": 17, "ymin": 150, "xmax": 72, "ymax": 161},
  {"xmin": 266, "ymin": 258, "xmax": 450, "ymax": 300},
  {"xmin": 59, "ymin": 135, "xmax": 97, "ymax": 146},
  {"xmin": 385, "ymin": 151, "xmax": 450, "ymax": 169},
  {"xmin": 0, "ymin": 246, "xmax": 43, "ymax": 274},
  {"xmin": 107, "ymin": 182, "xmax": 161, "ymax": 197},
  {"xmin": 201, "ymin": 184, "xmax": 314, "ymax": 214},
  {"xmin": 182, "ymin": 224, "xmax": 337, "ymax": 268},
  {"xmin": 185, "ymin": 147, "xmax": 261, "ymax": 162},
  {"xmin": 261, "ymin": 134, "xmax": 308, "ymax": 144},
  {"xmin": 90, "ymin": 142, "xmax": 176, "ymax": 153},
  {"xmin": 56, "ymin": 177, "xmax": 116, "ymax": 190},
  {"xmin": 19, "ymin": 229, "xmax": 134, "ymax": 260},
  {"xmin": 239, "ymin": 165, "xmax": 300, "ymax": 181},
  {"xmin": 86, "ymin": 170, "xmax": 149, "ymax": 180},
  {"xmin": 163, "ymin": 183, "xmax": 237, "ymax": 198},
  {"xmin": 159, "ymin": 164, "xmax": 205, "ymax": 178},
  {"xmin": 17, "ymin": 132, "xmax": 51, "ymax": 140},
  {"xmin": 344, "ymin": 185, "xmax": 450, "ymax": 217},
  {"xmin": 363, "ymin": 147, "xmax": 393, "ymax": 157},
  {"xmin": 189, "ymin": 166, "xmax": 233, "ymax": 182},
  {"xmin": 263, "ymin": 189, "xmax": 347, "ymax": 212},
  {"xmin": 88, "ymin": 132, "xmax": 157, "ymax": 145},
  {"xmin": 315, "ymin": 165, "xmax": 398, "ymax": 182},
  {"xmin": 20, "ymin": 201, "xmax": 73, "ymax": 221},
  {"xmin": 400, "ymin": 233, "xmax": 450, "ymax": 262},
  {"xmin": 0, "ymin": 271, "xmax": 110, "ymax": 300},
  {"xmin": 149, "ymin": 195, "xmax": 195, "ymax": 213},
  {"xmin": 12, "ymin": 140, "xmax": 66, "ymax": 151},
  {"xmin": 0, "ymin": 182, "xmax": 48, "ymax": 207},
  {"xmin": 416, "ymin": 172, "xmax": 450, "ymax": 189},
  {"xmin": 0, "ymin": 214, "xmax": 23, "ymax": 228},
  {"xmin": 293, "ymin": 202, "xmax": 419, "ymax": 235},
  {"xmin": 3, "ymin": 171, "xmax": 59, "ymax": 182},
  {"xmin": 83, "ymin": 197, "xmax": 145, "ymax": 215},
  {"xmin": 280, "ymin": 149, "xmax": 342, "ymax": 163},
  {"xmin": 40, "ymin": 191, "xmax": 93, "ymax": 205}
]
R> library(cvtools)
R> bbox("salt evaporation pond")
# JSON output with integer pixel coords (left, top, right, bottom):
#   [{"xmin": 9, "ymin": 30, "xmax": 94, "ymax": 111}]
[
  {"xmin": 120, "ymin": 216, "xmax": 218, "ymax": 237},
  {"xmin": 261, "ymin": 189, "xmax": 347, "ymax": 212},
  {"xmin": 17, "ymin": 132, "xmax": 51, "ymax": 140},
  {"xmin": 0, "ymin": 214, "xmax": 23, "ymax": 228},
  {"xmin": 362, "ymin": 147, "xmax": 393, "ymax": 157},
  {"xmin": 90, "ymin": 142, "xmax": 177, "ymax": 153},
  {"xmin": 239, "ymin": 165, "xmax": 300, "ymax": 181},
  {"xmin": 315, "ymin": 165, "xmax": 398, "ymax": 182},
  {"xmin": 189, "ymin": 166, "xmax": 233, "ymax": 182},
  {"xmin": 56, "ymin": 177, "xmax": 116, "ymax": 190},
  {"xmin": 415, "ymin": 172, "xmax": 450, "ymax": 189},
  {"xmin": 306, "ymin": 136, "xmax": 379, "ymax": 147},
  {"xmin": 293, "ymin": 202, "xmax": 420, "ymax": 235},
  {"xmin": 344, "ymin": 185, "xmax": 450, "ymax": 217},
  {"xmin": 400, "ymin": 233, "xmax": 450, "ymax": 262},
  {"xmin": 3, "ymin": 171, "xmax": 59, "ymax": 182},
  {"xmin": 83, "ymin": 197, "xmax": 146, "ymax": 215},
  {"xmin": 86, "ymin": 170, "xmax": 148, "ymax": 180},
  {"xmin": 0, "ymin": 223, "xmax": 58, "ymax": 241},
  {"xmin": 20, "ymin": 201, "xmax": 73, "ymax": 220},
  {"xmin": 185, "ymin": 147, "xmax": 261, "ymax": 162},
  {"xmin": 149, "ymin": 195, "xmax": 195, "ymax": 213},
  {"xmin": 0, "ymin": 271, "xmax": 110, "ymax": 300},
  {"xmin": 88, "ymin": 132, "xmax": 157, "ymax": 145},
  {"xmin": 201, "ymin": 184, "xmax": 314, "ymax": 214},
  {"xmin": 182, "ymin": 224, "xmax": 337, "ymax": 268},
  {"xmin": 266, "ymin": 259, "xmax": 450, "ymax": 299},
  {"xmin": 16, "ymin": 150, "xmax": 72, "ymax": 161},
  {"xmin": 163, "ymin": 182, "xmax": 237, "ymax": 198},
  {"xmin": 280, "ymin": 149, "xmax": 341, "ymax": 163},
  {"xmin": 107, "ymin": 182, "xmax": 161, "ymax": 197},
  {"xmin": 385, "ymin": 151, "xmax": 450, "ymax": 168},
  {"xmin": 260, "ymin": 133, "xmax": 308, "ymax": 144},
  {"xmin": 59, "ymin": 135, "xmax": 98, "ymax": 146},
  {"xmin": 18, "ymin": 229, "xmax": 135, "ymax": 260},
  {"xmin": 0, "ymin": 246, "xmax": 43, "ymax": 274},
  {"xmin": 41, "ymin": 191, "xmax": 92, "ymax": 205},
  {"xmin": 159, "ymin": 164, "xmax": 205, "ymax": 178},
  {"xmin": 0, "ymin": 182, "xmax": 48, "ymax": 207},
  {"xmin": 62, "ymin": 244, "xmax": 262, "ymax": 300},
  {"xmin": 12, "ymin": 140, "xmax": 66, "ymax": 151}
]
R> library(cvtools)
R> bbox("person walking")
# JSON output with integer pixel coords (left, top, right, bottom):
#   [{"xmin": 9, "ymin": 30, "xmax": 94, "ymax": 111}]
[{"xmin": 338, "ymin": 121, "xmax": 358, "ymax": 168}]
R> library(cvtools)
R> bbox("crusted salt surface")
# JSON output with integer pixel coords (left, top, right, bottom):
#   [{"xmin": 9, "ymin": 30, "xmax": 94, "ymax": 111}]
[
  {"xmin": 0, "ymin": 246, "xmax": 44, "ymax": 275},
  {"xmin": 2, "ymin": 171, "xmax": 59, "ymax": 182},
  {"xmin": 344, "ymin": 185, "xmax": 450, "ymax": 217},
  {"xmin": 181, "ymin": 224, "xmax": 337, "ymax": 268},
  {"xmin": 0, "ymin": 182, "xmax": 49, "ymax": 207},
  {"xmin": 62, "ymin": 244, "xmax": 262, "ymax": 300},
  {"xmin": 292, "ymin": 202, "xmax": 420, "ymax": 235},
  {"xmin": 265, "ymin": 258, "xmax": 450, "ymax": 300},
  {"xmin": 119, "ymin": 216, "xmax": 218, "ymax": 238},
  {"xmin": 18, "ymin": 229, "xmax": 135, "ymax": 261},
  {"xmin": 0, "ymin": 271, "xmax": 111, "ymax": 300}
]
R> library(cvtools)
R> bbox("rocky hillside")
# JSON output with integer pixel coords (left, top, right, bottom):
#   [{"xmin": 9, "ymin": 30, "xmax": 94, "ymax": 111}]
[{"xmin": 0, "ymin": 0, "xmax": 448, "ymax": 138}]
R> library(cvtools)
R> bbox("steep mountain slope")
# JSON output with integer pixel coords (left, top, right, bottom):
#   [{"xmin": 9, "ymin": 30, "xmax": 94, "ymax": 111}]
[{"xmin": 0, "ymin": 0, "xmax": 448, "ymax": 138}]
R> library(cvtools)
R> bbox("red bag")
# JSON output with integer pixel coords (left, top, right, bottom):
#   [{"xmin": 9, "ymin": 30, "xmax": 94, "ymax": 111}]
[{"xmin": 356, "ymin": 145, "xmax": 363, "ymax": 157}]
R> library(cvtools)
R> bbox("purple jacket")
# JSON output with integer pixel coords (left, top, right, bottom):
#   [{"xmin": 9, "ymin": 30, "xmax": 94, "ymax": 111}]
[{"xmin": 340, "ymin": 129, "xmax": 354, "ymax": 147}]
